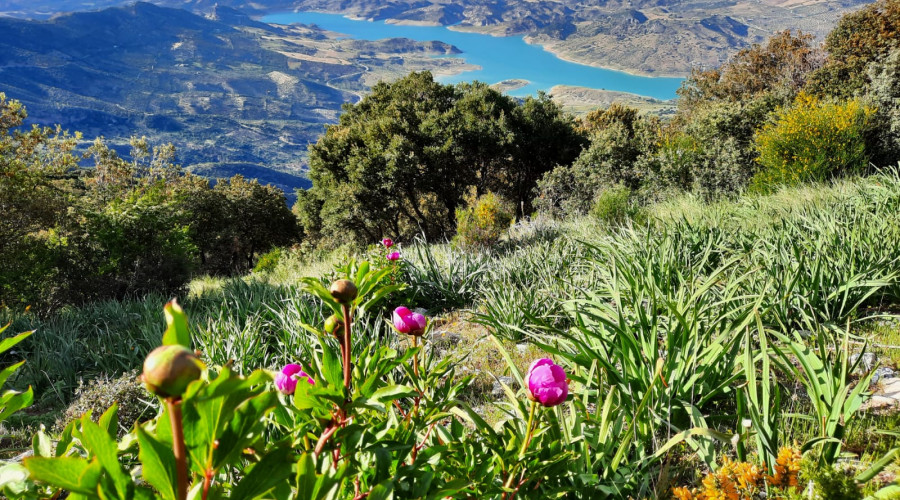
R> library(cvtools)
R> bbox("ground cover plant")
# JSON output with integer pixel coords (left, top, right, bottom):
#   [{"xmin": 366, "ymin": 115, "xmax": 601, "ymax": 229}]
[{"xmin": 2, "ymin": 172, "xmax": 900, "ymax": 497}]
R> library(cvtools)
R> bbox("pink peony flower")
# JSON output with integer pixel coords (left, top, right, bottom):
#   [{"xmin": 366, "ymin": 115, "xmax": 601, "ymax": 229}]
[
  {"xmin": 526, "ymin": 358, "xmax": 568, "ymax": 407},
  {"xmin": 386, "ymin": 251, "xmax": 401, "ymax": 261},
  {"xmin": 382, "ymin": 238, "xmax": 394, "ymax": 248},
  {"xmin": 275, "ymin": 363, "xmax": 314, "ymax": 395},
  {"xmin": 392, "ymin": 306, "xmax": 427, "ymax": 336}
]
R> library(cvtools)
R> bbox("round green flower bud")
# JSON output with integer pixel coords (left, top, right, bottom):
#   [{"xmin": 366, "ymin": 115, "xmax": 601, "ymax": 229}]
[
  {"xmin": 329, "ymin": 279, "xmax": 358, "ymax": 304},
  {"xmin": 324, "ymin": 314, "xmax": 342, "ymax": 336},
  {"xmin": 142, "ymin": 345, "xmax": 203, "ymax": 398}
]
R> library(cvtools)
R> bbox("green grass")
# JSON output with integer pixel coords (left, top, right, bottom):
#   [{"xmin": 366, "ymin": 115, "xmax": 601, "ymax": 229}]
[{"xmin": 6, "ymin": 169, "xmax": 900, "ymax": 488}]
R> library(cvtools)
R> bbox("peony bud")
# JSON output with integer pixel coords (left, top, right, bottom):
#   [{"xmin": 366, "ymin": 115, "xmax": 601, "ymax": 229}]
[
  {"xmin": 525, "ymin": 358, "xmax": 568, "ymax": 407},
  {"xmin": 382, "ymin": 238, "xmax": 394, "ymax": 248},
  {"xmin": 392, "ymin": 306, "xmax": 427, "ymax": 336},
  {"xmin": 142, "ymin": 345, "xmax": 204, "ymax": 398},
  {"xmin": 275, "ymin": 363, "xmax": 314, "ymax": 395},
  {"xmin": 330, "ymin": 279, "xmax": 358, "ymax": 304},
  {"xmin": 386, "ymin": 251, "xmax": 401, "ymax": 262},
  {"xmin": 324, "ymin": 314, "xmax": 342, "ymax": 336}
]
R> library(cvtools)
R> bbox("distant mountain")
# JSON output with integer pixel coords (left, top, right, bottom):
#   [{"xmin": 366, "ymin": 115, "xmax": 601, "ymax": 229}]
[{"xmin": 0, "ymin": 2, "xmax": 465, "ymax": 195}]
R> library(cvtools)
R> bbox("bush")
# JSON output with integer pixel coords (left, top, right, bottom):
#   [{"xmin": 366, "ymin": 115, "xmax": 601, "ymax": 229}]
[
  {"xmin": 253, "ymin": 247, "xmax": 284, "ymax": 274},
  {"xmin": 535, "ymin": 106, "xmax": 658, "ymax": 217},
  {"xmin": 752, "ymin": 92, "xmax": 874, "ymax": 190},
  {"xmin": 454, "ymin": 192, "xmax": 515, "ymax": 248},
  {"xmin": 590, "ymin": 184, "xmax": 639, "ymax": 224},
  {"xmin": 54, "ymin": 371, "xmax": 155, "ymax": 437}
]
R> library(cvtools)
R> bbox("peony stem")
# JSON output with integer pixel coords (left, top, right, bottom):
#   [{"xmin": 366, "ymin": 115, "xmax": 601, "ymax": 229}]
[
  {"xmin": 167, "ymin": 398, "xmax": 189, "ymax": 500},
  {"xmin": 341, "ymin": 304, "xmax": 352, "ymax": 395},
  {"xmin": 504, "ymin": 400, "xmax": 539, "ymax": 493},
  {"xmin": 411, "ymin": 335, "xmax": 420, "ymax": 378},
  {"xmin": 519, "ymin": 400, "xmax": 538, "ymax": 459}
]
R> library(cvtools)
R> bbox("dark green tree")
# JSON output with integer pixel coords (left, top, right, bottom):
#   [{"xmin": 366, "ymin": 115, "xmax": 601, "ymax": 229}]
[{"xmin": 297, "ymin": 72, "xmax": 584, "ymax": 244}]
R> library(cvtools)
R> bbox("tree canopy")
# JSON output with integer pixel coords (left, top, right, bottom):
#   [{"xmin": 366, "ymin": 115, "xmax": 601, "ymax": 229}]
[{"xmin": 296, "ymin": 72, "xmax": 585, "ymax": 244}]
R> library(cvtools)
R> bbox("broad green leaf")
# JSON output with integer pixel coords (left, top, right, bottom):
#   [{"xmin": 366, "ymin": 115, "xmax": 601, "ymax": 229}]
[
  {"xmin": 162, "ymin": 299, "xmax": 191, "ymax": 348},
  {"xmin": 24, "ymin": 456, "xmax": 95, "ymax": 494},
  {"xmin": 32, "ymin": 428, "xmax": 52, "ymax": 458},
  {"xmin": 81, "ymin": 417, "xmax": 131, "ymax": 498},
  {"xmin": 137, "ymin": 425, "xmax": 177, "ymax": 500},
  {"xmin": 230, "ymin": 447, "xmax": 294, "ymax": 499},
  {"xmin": 0, "ymin": 330, "xmax": 31, "ymax": 356},
  {"xmin": 98, "ymin": 403, "xmax": 119, "ymax": 440},
  {"xmin": 371, "ymin": 385, "xmax": 418, "ymax": 403}
]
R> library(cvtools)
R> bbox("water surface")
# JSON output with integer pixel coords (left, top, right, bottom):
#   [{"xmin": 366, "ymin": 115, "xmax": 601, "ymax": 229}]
[{"xmin": 263, "ymin": 11, "xmax": 683, "ymax": 99}]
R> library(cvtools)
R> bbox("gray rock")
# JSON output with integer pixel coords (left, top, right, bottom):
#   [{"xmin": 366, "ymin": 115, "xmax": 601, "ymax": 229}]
[
  {"xmin": 429, "ymin": 330, "xmax": 462, "ymax": 348},
  {"xmin": 850, "ymin": 352, "xmax": 876, "ymax": 373},
  {"xmin": 515, "ymin": 343, "xmax": 529, "ymax": 354},
  {"xmin": 874, "ymin": 367, "xmax": 896, "ymax": 385},
  {"xmin": 492, "ymin": 376, "xmax": 515, "ymax": 397}
]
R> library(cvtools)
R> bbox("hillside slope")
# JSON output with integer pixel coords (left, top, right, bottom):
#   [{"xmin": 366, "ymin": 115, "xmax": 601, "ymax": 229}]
[{"xmin": 0, "ymin": 2, "xmax": 467, "ymax": 193}]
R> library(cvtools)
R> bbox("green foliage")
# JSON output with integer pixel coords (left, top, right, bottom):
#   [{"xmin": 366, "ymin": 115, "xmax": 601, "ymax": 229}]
[
  {"xmin": 298, "ymin": 72, "xmax": 584, "ymax": 245},
  {"xmin": 535, "ymin": 104, "xmax": 658, "ymax": 216},
  {"xmin": 253, "ymin": 247, "xmax": 284, "ymax": 274},
  {"xmin": 807, "ymin": 0, "xmax": 900, "ymax": 98},
  {"xmin": 589, "ymin": 184, "xmax": 639, "ymax": 224},
  {"xmin": 752, "ymin": 93, "xmax": 874, "ymax": 190},
  {"xmin": 0, "ymin": 95, "xmax": 300, "ymax": 311},
  {"xmin": 454, "ymin": 192, "xmax": 515, "ymax": 249},
  {"xmin": 808, "ymin": 463, "xmax": 864, "ymax": 500},
  {"xmin": 677, "ymin": 30, "xmax": 820, "ymax": 111},
  {"xmin": 0, "ymin": 324, "xmax": 33, "ymax": 424}
]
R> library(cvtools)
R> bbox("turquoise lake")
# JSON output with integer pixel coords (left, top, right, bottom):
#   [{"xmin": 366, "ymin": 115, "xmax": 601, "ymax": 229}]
[{"xmin": 262, "ymin": 11, "xmax": 684, "ymax": 100}]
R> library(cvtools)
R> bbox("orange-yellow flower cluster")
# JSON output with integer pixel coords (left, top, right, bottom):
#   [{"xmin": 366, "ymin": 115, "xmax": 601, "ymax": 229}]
[
  {"xmin": 671, "ymin": 447, "xmax": 801, "ymax": 500},
  {"xmin": 766, "ymin": 447, "xmax": 802, "ymax": 488}
]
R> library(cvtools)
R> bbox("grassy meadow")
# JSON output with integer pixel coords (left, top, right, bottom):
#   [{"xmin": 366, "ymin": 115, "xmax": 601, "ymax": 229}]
[{"xmin": 5, "ymin": 168, "xmax": 900, "ymax": 494}]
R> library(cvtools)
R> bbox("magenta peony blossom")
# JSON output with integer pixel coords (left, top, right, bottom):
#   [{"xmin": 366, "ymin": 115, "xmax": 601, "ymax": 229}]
[
  {"xmin": 275, "ymin": 363, "xmax": 314, "ymax": 395},
  {"xmin": 392, "ymin": 306, "xmax": 427, "ymax": 336},
  {"xmin": 526, "ymin": 358, "xmax": 568, "ymax": 407},
  {"xmin": 382, "ymin": 238, "xmax": 394, "ymax": 248},
  {"xmin": 386, "ymin": 251, "xmax": 401, "ymax": 261}
]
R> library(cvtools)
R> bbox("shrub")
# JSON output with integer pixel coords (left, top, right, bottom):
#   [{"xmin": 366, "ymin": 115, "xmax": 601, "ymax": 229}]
[
  {"xmin": 54, "ymin": 371, "xmax": 155, "ymax": 437},
  {"xmin": 253, "ymin": 247, "xmax": 284, "ymax": 274},
  {"xmin": 752, "ymin": 93, "xmax": 874, "ymax": 190},
  {"xmin": 535, "ymin": 108, "xmax": 658, "ymax": 217},
  {"xmin": 590, "ymin": 184, "xmax": 639, "ymax": 224},
  {"xmin": 454, "ymin": 192, "xmax": 515, "ymax": 248}
]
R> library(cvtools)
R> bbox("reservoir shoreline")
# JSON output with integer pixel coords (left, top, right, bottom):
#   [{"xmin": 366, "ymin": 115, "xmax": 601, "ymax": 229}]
[{"xmin": 261, "ymin": 10, "xmax": 684, "ymax": 100}]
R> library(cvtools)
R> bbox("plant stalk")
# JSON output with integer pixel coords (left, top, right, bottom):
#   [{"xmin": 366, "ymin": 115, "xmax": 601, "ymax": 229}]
[
  {"xmin": 411, "ymin": 335, "xmax": 420, "ymax": 378},
  {"xmin": 167, "ymin": 398, "xmax": 189, "ymax": 500},
  {"xmin": 519, "ymin": 400, "xmax": 538, "ymax": 459},
  {"xmin": 341, "ymin": 304, "xmax": 352, "ymax": 394}
]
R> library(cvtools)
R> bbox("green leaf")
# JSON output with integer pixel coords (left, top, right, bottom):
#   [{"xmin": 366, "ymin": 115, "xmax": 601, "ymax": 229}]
[
  {"xmin": 0, "ymin": 463, "xmax": 31, "ymax": 497},
  {"xmin": 0, "ymin": 330, "xmax": 32, "ymax": 356},
  {"xmin": 24, "ymin": 456, "xmax": 96, "ymax": 494},
  {"xmin": 0, "ymin": 387, "xmax": 33, "ymax": 422},
  {"xmin": 367, "ymin": 479, "xmax": 394, "ymax": 500},
  {"xmin": 857, "ymin": 447, "xmax": 900, "ymax": 483},
  {"xmin": 32, "ymin": 428, "xmax": 52, "ymax": 458},
  {"xmin": 162, "ymin": 299, "xmax": 191, "ymax": 348},
  {"xmin": 81, "ymin": 416, "xmax": 131, "ymax": 498},
  {"xmin": 98, "ymin": 403, "xmax": 119, "ymax": 440},
  {"xmin": 137, "ymin": 425, "xmax": 177, "ymax": 500},
  {"xmin": 371, "ymin": 385, "xmax": 418, "ymax": 403},
  {"xmin": 0, "ymin": 360, "xmax": 25, "ymax": 390},
  {"xmin": 230, "ymin": 447, "xmax": 294, "ymax": 499}
]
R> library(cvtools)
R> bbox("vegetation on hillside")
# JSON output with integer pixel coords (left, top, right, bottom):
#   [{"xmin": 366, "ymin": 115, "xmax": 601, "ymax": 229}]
[
  {"xmin": 0, "ymin": 94, "xmax": 298, "ymax": 310},
  {"xmin": 7, "ymin": 0, "xmax": 900, "ymax": 497}
]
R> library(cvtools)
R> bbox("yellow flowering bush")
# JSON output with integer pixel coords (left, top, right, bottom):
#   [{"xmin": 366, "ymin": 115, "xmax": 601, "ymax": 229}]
[
  {"xmin": 454, "ymin": 191, "xmax": 515, "ymax": 248},
  {"xmin": 672, "ymin": 447, "xmax": 802, "ymax": 500},
  {"xmin": 752, "ymin": 93, "xmax": 874, "ymax": 190}
]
